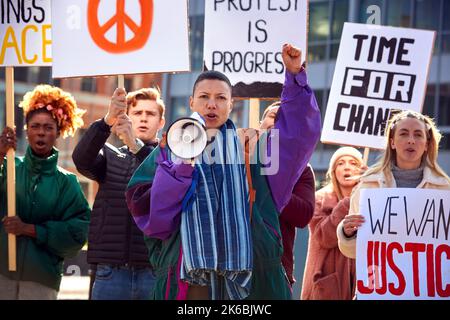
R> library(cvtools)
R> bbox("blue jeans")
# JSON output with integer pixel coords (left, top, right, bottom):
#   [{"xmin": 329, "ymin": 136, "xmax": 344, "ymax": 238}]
[{"xmin": 91, "ymin": 264, "xmax": 156, "ymax": 300}]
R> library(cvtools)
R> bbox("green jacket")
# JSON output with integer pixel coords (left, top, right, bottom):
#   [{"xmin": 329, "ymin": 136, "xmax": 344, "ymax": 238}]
[
  {"xmin": 133, "ymin": 142, "xmax": 291, "ymax": 300},
  {"xmin": 0, "ymin": 147, "xmax": 90, "ymax": 290}
]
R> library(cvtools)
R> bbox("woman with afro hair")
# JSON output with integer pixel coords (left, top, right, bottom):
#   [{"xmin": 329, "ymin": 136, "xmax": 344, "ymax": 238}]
[{"xmin": 0, "ymin": 85, "xmax": 91, "ymax": 300}]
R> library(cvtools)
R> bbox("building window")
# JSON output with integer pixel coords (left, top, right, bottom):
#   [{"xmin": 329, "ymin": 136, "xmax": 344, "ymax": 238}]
[
  {"xmin": 438, "ymin": 84, "xmax": 450, "ymax": 126},
  {"xmin": 309, "ymin": 0, "xmax": 349, "ymax": 61},
  {"xmin": 330, "ymin": 0, "xmax": 349, "ymax": 59},
  {"xmin": 190, "ymin": 15, "xmax": 204, "ymax": 71},
  {"xmin": 14, "ymin": 67, "xmax": 29, "ymax": 82},
  {"xmin": 14, "ymin": 93, "xmax": 26, "ymax": 154},
  {"xmin": 442, "ymin": 34, "xmax": 450, "ymax": 53},
  {"xmin": 124, "ymin": 77, "xmax": 132, "ymax": 91},
  {"xmin": 38, "ymin": 67, "xmax": 51, "ymax": 84},
  {"xmin": 52, "ymin": 78, "xmax": 62, "ymax": 87},
  {"xmin": 331, "ymin": 0, "xmax": 349, "ymax": 39},
  {"xmin": 308, "ymin": 1, "xmax": 329, "ymax": 62},
  {"xmin": 444, "ymin": 0, "xmax": 450, "ymax": 31},
  {"xmin": 308, "ymin": 44, "xmax": 327, "ymax": 62},
  {"xmin": 387, "ymin": 0, "xmax": 412, "ymax": 27},
  {"xmin": 423, "ymin": 85, "xmax": 436, "ymax": 119},
  {"xmin": 358, "ymin": 0, "xmax": 383, "ymax": 24},
  {"xmin": 81, "ymin": 78, "xmax": 96, "ymax": 92},
  {"xmin": 0, "ymin": 94, "xmax": 4, "ymax": 126},
  {"xmin": 229, "ymin": 100, "xmax": 246, "ymax": 128},
  {"xmin": 314, "ymin": 89, "xmax": 326, "ymax": 122},
  {"xmin": 440, "ymin": 133, "xmax": 450, "ymax": 150},
  {"xmin": 443, "ymin": 0, "xmax": 450, "ymax": 53},
  {"xmin": 310, "ymin": 1, "xmax": 330, "ymax": 42},
  {"xmin": 414, "ymin": 0, "xmax": 440, "ymax": 31},
  {"xmin": 169, "ymin": 97, "xmax": 190, "ymax": 124}
]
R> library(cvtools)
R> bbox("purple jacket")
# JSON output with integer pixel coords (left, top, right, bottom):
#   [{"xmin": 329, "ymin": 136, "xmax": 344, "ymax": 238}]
[{"xmin": 126, "ymin": 70, "xmax": 321, "ymax": 240}]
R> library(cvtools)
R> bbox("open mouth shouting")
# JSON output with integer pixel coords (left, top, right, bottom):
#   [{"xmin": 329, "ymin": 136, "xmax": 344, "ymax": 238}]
[
  {"xmin": 405, "ymin": 147, "xmax": 416, "ymax": 155},
  {"xmin": 137, "ymin": 126, "xmax": 149, "ymax": 133},
  {"xmin": 35, "ymin": 140, "xmax": 47, "ymax": 149},
  {"xmin": 205, "ymin": 113, "xmax": 218, "ymax": 121}
]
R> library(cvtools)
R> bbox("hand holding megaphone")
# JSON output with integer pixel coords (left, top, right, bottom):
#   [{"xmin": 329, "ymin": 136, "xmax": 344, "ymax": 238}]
[{"xmin": 166, "ymin": 112, "xmax": 208, "ymax": 163}]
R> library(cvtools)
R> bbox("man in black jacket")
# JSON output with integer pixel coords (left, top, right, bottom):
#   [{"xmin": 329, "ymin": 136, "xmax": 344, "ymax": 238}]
[{"xmin": 72, "ymin": 87, "xmax": 165, "ymax": 300}]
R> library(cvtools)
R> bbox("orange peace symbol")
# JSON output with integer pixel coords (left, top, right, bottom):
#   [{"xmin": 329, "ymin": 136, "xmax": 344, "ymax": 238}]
[{"xmin": 87, "ymin": 0, "xmax": 153, "ymax": 53}]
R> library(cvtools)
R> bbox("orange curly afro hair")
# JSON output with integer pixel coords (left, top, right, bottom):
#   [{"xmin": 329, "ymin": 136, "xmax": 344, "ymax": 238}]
[{"xmin": 19, "ymin": 84, "xmax": 86, "ymax": 138}]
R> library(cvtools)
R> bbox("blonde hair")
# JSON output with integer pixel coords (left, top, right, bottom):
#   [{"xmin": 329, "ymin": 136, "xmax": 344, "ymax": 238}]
[
  {"xmin": 20, "ymin": 84, "xmax": 85, "ymax": 138},
  {"xmin": 126, "ymin": 87, "xmax": 165, "ymax": 119},
  {"xmin": 261, "ymin": 101, "xmax": 281, "ymax": 121},
  {"xmin": 364, "ymin": 110, "xmax": 450, "ymax": 184},
  {"xmin": 325, "ymin": 147, "xmax": 363, "ymax": 200}
]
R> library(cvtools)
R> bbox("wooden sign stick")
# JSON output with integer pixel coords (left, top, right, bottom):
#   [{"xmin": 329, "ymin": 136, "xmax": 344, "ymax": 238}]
[
  {"xmin": 5, "ymin": 67, "xmax": 16, "ymax": 272},
  {"xmin": 249, "ymin": 98, "xmax": 260, "ymax": 129},
  {"xmin": 363, "ymin": 147, "xmax": 370, "ymax": 166},
  {"xmin": 118, "ymin": 75, "xmax": 125, "ymax": 89}
]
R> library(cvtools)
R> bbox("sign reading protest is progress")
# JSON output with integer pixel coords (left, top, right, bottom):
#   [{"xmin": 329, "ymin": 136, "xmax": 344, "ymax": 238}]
[
  {"xmin": 321, "ymin": 23, "xmax": 435, "ymax": 149},
  {"xmin": 0, "ymin": 0, "xmax": 51, "ymax": 66},
  {"xmin": 203, "ymin": 0, "xmax": 307, "ymax": 98},
  {"xmin": 51, "ymin": 0, "xmax": 190, "ymax": 78},
  {"xmin": 356, "ymin": 188, "xmax": 450, "ymax": 300}
]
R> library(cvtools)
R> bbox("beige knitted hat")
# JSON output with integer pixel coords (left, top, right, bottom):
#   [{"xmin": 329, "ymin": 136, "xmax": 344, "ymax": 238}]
[{"xmin": 329, "ymin": 146, "xmax": 363, "ymax": 169}]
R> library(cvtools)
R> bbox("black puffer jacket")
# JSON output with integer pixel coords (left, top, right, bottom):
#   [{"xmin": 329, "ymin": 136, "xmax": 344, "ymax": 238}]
[{"xmin": 72, "ymin": 119, "xmax": 157, "ymax": 266}]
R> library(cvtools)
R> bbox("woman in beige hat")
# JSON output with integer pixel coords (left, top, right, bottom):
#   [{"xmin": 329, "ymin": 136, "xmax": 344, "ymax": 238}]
[{"xmin": 302, "ymin": 146, "xmax": 364, "ymax": 300}]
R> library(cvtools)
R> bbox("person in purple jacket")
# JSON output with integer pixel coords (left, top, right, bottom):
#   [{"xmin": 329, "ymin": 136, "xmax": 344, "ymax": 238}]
[
  {"xmin": 126, "ymin": 43, "xmax": 321, "ymax": 300},
  {"xmin": 259, "ymin": 102, "xmax": 316, "ymax": 290}
]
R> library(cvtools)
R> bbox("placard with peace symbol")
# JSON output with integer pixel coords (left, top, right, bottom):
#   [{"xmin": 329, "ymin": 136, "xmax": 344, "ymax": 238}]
[{"xmin": 51, "ymin": 0, "xmax": 190, "ymax": 78}]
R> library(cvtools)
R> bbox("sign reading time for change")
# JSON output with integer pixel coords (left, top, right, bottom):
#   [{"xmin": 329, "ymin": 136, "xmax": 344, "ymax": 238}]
[
  {"xmin": 51, "ymin": 0, "xmax": 190, "ymax": 78},
  {"xmin": 0, "ymin": 0, "xmax": 52, "ymax": 66},
  {"xmin": 321, "ymin": 23, "xmax": 435, "ymax": 149},
  {"xmin": 203, "ymin": 0, "xmax": 308, "ymax": 98},
  {"xmin": 356, "ymin": 188, "xmax": 450, "ymax": 300}
]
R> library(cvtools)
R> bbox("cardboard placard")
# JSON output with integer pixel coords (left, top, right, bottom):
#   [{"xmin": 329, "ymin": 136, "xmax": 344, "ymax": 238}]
[
  {"xmin": 203, "ymin": 0, "xmax": 308, "ymax": 98},
  {"xmin": 51, "ymin": 0, "xmax": 190, "ymax": 78},
  {"xmin": 356, "ymin": 188, "xmax": 450, "ymax": 300},
  {"xmin": 1, "ymin": 0, "xmax": 52, "ymax": 66},
  {"xmin": 321, "ymin": 23, "xmax": 435, "ymax": 149}
]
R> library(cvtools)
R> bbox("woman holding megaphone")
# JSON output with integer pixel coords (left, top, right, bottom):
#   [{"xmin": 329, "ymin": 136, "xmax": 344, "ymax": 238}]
[{"xmin": 126, "ymin": 43, "xmax": 322, "ymax": 300}]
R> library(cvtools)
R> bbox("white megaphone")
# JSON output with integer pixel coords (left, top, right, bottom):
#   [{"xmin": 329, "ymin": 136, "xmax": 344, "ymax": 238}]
[{"xmin": 166, "ymin": 112, "xmax": 208, "ymax": 160}]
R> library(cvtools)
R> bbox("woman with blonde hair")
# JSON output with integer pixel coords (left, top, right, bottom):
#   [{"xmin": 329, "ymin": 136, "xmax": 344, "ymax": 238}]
[
  {"xmin": 0, "ymin": 85, "xmax": 90, "ymax": 300},
  {"xmin": 338, "ymin": 110, "xmax": 450, "ymax": 260},
  {"xmin": 302, "ymin": 146, "xmax": 364, "ymax": 300}
]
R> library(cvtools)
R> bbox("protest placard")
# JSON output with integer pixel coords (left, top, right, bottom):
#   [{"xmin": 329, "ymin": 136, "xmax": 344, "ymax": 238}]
[
  {"xmin": 203, "ymin": 0, "xmax": 308, "ymax": 98},
  {"xmin": 321, "ymin": 23, "xmax": 435, "ymax": 149},
  {"xmin": 52, "ymin": 0, "xmax": 190, "ymax": 78},
  {"xmin": 0, "ymin": 0, "xmax": 51, "ymax": 66},
  {"xmin": 356, "ymin": 188, "xmax": 450, "ymax": 299}
]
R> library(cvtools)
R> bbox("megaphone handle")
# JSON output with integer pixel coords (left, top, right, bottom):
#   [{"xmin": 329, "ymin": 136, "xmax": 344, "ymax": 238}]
[{"xmin": 190, "ymin": 158, "xmax": 195, "ymax": 167}]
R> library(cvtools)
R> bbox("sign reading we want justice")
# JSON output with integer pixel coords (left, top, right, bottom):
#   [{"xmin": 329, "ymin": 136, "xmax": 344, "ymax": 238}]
[
  {"xmin": 356, "ymin": 188, "xmax": 450, "ymax": 300},
  {"xmin": 321, "ymin": 23, "xmax": 435, "ymax": 149}
]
